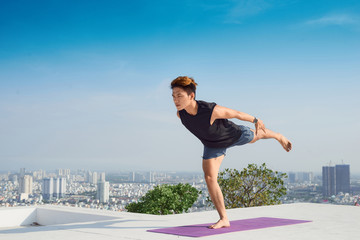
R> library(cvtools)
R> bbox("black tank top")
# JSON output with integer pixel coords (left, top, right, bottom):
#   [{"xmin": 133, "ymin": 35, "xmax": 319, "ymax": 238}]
[{"xmin": 179, "ymin": 100, "xmax": 242, "ymax": 148}]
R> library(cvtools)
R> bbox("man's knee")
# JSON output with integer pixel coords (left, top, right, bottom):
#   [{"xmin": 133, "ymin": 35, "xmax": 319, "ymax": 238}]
[
  {"xmin": 204, "ymin": 174, "xmax": 217, "ymax": 184},
  {"xmin": 249, "ymin": 129, "xmax": 257, "ymax": 143},
  {"xmin": 250, "ymin": 134, "xmax": 258, "ymax": 143}
]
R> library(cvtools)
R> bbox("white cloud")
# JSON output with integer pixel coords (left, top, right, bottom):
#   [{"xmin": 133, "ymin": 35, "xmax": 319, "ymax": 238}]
[
  {"xmin": 222, "ymin": 0, "xmax": 299, "ymax": 24},
  {"xmin": 305, "ymin": 14, "xmax": 359, "ymax": 26},
  {"xmin": 224, "ymin": 0, "xmax": 272, "ymax": 24}
]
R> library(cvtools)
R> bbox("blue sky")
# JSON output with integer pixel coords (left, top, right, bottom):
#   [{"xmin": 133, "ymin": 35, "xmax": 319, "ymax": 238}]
[{"xmin": 1, "ymin": 0, "xmax": 359, "ymax": 173}]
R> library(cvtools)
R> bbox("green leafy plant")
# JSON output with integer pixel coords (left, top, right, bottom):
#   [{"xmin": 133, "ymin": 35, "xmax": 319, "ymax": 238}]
[
  {"xmin": 126, "ymin": 183, "xmax": 201, "ymax": 215},
  {"xmin": 208, "ymin": 163, "xmax": 287, "ymax": 208}
]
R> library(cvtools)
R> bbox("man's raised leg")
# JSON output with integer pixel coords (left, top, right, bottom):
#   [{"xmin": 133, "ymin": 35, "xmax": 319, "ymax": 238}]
[{"xmin": 250, "ymin": 128, "xmax": 292, "ymax": 152}]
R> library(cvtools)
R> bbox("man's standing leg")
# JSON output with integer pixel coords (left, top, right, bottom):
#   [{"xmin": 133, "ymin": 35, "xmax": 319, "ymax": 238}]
[{"xmin": 202, "ymin": 155, "xmax": 230, "ymax": 229}]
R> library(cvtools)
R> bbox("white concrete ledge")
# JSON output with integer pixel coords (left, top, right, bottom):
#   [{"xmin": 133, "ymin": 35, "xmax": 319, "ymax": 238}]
[
  {"xmin": 0, "ymin": 206, "xmax": 120, "ymax": 228},
  {"xmin": 0, "ymin": 208, "xmax": 36, "ymax": 228}
]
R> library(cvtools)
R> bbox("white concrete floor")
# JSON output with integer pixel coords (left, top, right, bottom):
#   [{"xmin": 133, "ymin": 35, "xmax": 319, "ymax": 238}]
[{"xmin": 0, "ymin": 203, "xmax": 359, "ymax": 240}]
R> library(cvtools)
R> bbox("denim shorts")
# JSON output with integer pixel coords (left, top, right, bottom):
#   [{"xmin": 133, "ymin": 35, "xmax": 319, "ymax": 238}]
[{"xmin": 202, "ymin": 125, "xmax": 254, "ymax": 160}]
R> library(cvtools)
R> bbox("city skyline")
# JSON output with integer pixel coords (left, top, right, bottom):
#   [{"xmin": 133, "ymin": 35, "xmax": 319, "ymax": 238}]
[
  {"xmin": 2, "ymin": 163, "xmax": 358, "ymax": 177},
  {"xmin": 1, "ymin": 1, "xmax": 359, "ymax": 173},
  {"xmin": 1, "ymin": 164, "xmax": 359, "ymax": 211}
]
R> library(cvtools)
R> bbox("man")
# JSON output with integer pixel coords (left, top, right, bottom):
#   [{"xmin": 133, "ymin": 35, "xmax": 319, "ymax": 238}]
[{"xmin": 171, "ymin": 76, "xmax": 292, "ymax": 229}]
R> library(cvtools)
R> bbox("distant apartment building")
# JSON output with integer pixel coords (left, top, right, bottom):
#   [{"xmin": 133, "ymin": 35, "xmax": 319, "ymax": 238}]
[
  {"xmin": 322, "ymin": 164, "xmax": 350, "ymax": 197},
  {"xmin": 18, "ymin": 175, "xmax": 33, "ymax": 200},
  {"xmin": 97, "ymin": 181, "xmax": 110, "ymax": 203},
  {"xmin": 322, "ymin": 166, "xmax": 336, "ymax": 197},
  {"xmin": 19, "ymin": 175, "xmax": 33, "ymax": 194},
  {"xmin": 335, "ymin": 164, "xmax": 350, "ymax": 195},
  {"xmin": 11, "ymin": 174, "xmax": 18, "ymax": 184},
  {"xmin": 86, "ymin": 171, "xmax": 103, "ymax": 184},
  {"xmin": 288, "ymin": 172, "xmax": 296, "ymax": 183},
  {"xmin": 92, "ymin": 172, "xmax": 98, "ymax": 185},
  {"xmin": 100, "ymin": 172, "xmax": 106, "ymax": 182},
  {"xmin": 59, "ymin": 177, "xmax": 67, "ymax": 198},
  {"xmin": 32, "ymin": 169, "xmax": 45, "ymax": 180},
  {"xmin": 298, "ymin": 172, "xmax": 313, "ymax": 183},
  {"xmin": 57, "ymin": 169, "xmax": 71, "ymax": 178},
  {"xmin": 86, "ymin": 170, "xmax": 92, "ymax": 183},
  {"xmin": 19, "ymin": 168, "xmax": 25, "ymax": 177},
  {"xmin": 287, "ymin": 172, "xmax": 313, "ymax": 184},
  {"xmin": 43, "ymin": 178, "xmax": 54, "ymax": 201},
  {"xmin": 43, "ymin": 177, "xmax": 67, "ymax": 201},
  {"xmin": 53, "ymin": 177, "xmax": 67, "ymax": 198},
  {"xmin": 147, "ymin": 171, "xmax": 154, "ymax": 183},
  {"xmin": 130, "ymin": 171, "xmax": 155, "ymax": 183}
]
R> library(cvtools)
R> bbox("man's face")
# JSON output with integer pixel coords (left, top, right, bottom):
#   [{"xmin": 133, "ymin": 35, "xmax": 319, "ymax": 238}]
[{"xmin": 172, "ymin": 87, "xmax": 194, "ymax": 111}]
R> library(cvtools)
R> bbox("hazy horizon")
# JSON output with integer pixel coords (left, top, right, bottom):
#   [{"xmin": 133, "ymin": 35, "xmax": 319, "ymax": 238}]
[
  {"xmin": 1, "ymin": 1, "xmax": 359, "ymax": 173},
  {"xmin": 1, "ymin": 164, "xmax": 359, "ymax": 176}
]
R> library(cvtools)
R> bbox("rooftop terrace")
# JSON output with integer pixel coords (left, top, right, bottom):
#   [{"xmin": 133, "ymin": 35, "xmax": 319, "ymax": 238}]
[{"xmin": 0, "ymin": 203, "xmax": 359, "ymax": 240}]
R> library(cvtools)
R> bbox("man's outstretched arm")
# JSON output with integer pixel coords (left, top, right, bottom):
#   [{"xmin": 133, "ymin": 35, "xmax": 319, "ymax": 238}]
[{"xmin": 211, "ymin": 105, "xmax": 266, "ymax": 134}]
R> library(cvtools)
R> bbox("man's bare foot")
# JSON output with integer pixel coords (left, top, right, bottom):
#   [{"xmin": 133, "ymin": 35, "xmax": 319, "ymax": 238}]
[
  {"xmin": 208, "ymin": 218, "xmax": 230, "ymax": 229},
  {"xmin": 279, "ymin": 135, "xmax": 292, "ymax": 152}
]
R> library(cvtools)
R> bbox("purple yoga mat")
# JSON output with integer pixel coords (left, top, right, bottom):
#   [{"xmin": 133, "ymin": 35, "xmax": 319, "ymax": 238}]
[{"xmin": 147, "ymin": 217, "xmax": 312, "ymax": 237}]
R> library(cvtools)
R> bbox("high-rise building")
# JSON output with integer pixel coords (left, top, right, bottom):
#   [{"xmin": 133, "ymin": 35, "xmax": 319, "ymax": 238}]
[
  {"xmin": 55, "ymin": 178, "xmax": 67, "ymax": 199},
  {"xmin": 100, "ymin": 172, "xmax": 106, "ymax": 182},
  {"xmin": 43, "ymin": 178, "xmax": 54, "ymax": 201},
  {"xmin": 43, "ymin": 177, "xmax": 66, "ymax": 200},
  {"xmin": 58, "ymin": 177, "xmax": 66, "ymax": 198},
  {"xmin": 11, "ymin": 174, "xmax": 18, "ymax": 184},
  {"xmin": 308, "ymin": 172, "xmax": 314, "ymax": 183},
  {"xmin": 322, "ymin": 164, "xmax": 351, "ymax": 197},
  {"xmin": 32, "ymin": 170, "xmax": 44, "ymax": 180},
  {"xmin": 133, "ymin": 172, "xmax": 143, "ymax": 182},
  {"xmin": 297, "ymin": 172, "xmax": 313, "ymax": 183},
  {"xmin": 288, "ymin": 172, "xmax": 296, "ymax": 183},
  {"xmin": 322, "ymin": 166, "xmax": 336, "ymax": 197},
  {"xmin": 130, "ymin": 172, "xmax": 135, "ymax": 182},
  {"xmin": 96, "ymin": 181, "xmax": 109, "ymax": 203},
  {"xmin": 335, "ymin": 164, "xmax": 350, "ymax": 194},
  {"xmin": 86, "ymin": 170, "xmax": 92, "ymax": 183},
  {"xmin": 19, "ymin": 168, "xmax": 25, "ymax": 177},
  {"xmin": 19, "ymin": 175, "xmax": 33, "ymax": 194},
  {"xmin": 147, "ymin": 171, "xmax": 153, "ymax": 183},
  {"xmin": 53, "ymin": 178, "xmax": 60, "ymax": 198},
  {"xmin": 92, "ymin": 172, "xmax": 98, "ymax": 185},
  {"xmin": 57, "ymin": 169, "xmax": 71, "ymax": 179},
  {"xmin": 19, "ymin": 175, "xmax": 33, "ymax": 200}
]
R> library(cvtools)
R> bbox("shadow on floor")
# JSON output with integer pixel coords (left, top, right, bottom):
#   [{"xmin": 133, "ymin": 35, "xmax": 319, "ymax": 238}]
[{"xmin": 0, "ymin": 218, "xmax": 167, "ymax": 235}]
